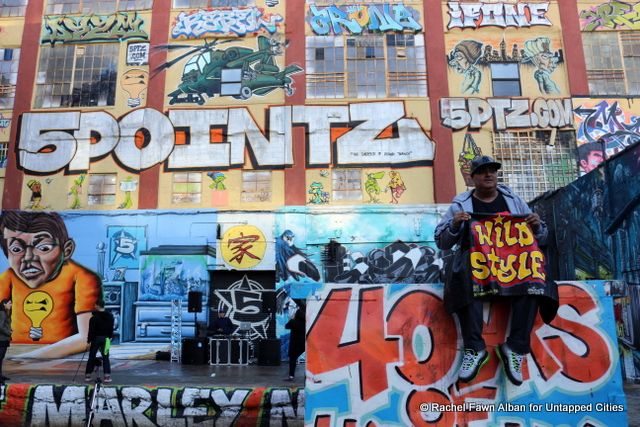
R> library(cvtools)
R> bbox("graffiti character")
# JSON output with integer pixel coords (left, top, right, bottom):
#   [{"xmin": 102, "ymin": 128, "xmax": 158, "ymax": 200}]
[
  {"xmin": 68, "ymin": 175, "xmax": 85, "ymax": 209},
  {"xmin": 524, "ymin": 36, "xmax": 560, "ymax": 94},
  {"xmin": 207, "ymin": 172, "xmax": 227, "ymax": 190},
  {"xmin": 118, "ymin": 177, "xmax": 138, "ymax": 209},
  {"xmin": 365, "ymin": 171, "xmax": 385, "ymax": 203},
  {"xmin": 458, "ymin": 134, "xmax": 482, "ymax": 187},
  {"xmin": 578, "ymin": 141, "xmax": 605, "ymax": 174},
  {"xmin": 448, "ymin": 40, "xmax": 483, "ymax": 94},
  {"xmin": 386, "ymin": 171, "xmax": 406, "ymax": 204},
  {"xmin": 0, "ymin": 211, "xmax": 102, "ymax": 358},
  {"xmin": 276, "ymin": 230, "xmax": 320, "ymax": 282},
  {"xmin": 26, "ymin": 180, "xmax": 44, "ymax": 210},
  {"xmin": 121, "ymin": 68, "xmax": 148, "ymax": 108},
  {"xmin": 308, "ymin": 182, "xmax": 329, "ymax": 204}
]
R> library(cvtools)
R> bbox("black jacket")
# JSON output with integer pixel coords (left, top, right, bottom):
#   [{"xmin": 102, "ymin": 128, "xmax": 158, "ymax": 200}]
[
  {"xmin": 87, "ymin": 310, "xmax": 114, "ymax": 343},
  {"xmin": 285, "ymin": 310, "xmax": 306, "ymax": 358}
]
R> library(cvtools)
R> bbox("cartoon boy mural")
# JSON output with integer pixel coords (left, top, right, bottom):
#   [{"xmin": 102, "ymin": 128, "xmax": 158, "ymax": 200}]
[
  {"xmin": 448, "ymin": 40, "xmax": 483, "ymax": 94},
  {"xmin": 524, "ymin": 36, "xmax": 560, "ymax": 94},
  {"xmin": 0, "ymin": 211, "xmax": 102, "ymax": 358}
]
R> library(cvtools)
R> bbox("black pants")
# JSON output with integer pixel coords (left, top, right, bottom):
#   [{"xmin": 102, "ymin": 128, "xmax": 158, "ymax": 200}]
[
  {"xmin": 0, "ymin": 344, "xmax": 7, "ymax": 378},
  {"xmin": 288, "ymin": 351, "xmax": 303, "ymax": 377},
  {"xmin": 457, "ymin": 296, "xmax": 539, "ymax": 354},
  {"xmin": 85, "ymin": 336, "xmax": 111, "ymax": 375}
]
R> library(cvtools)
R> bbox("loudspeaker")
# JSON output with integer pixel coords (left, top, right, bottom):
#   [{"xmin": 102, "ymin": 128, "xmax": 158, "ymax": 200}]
[
  {"xmin": 188, "ymin": 291, "xmax": 203, "ymax": 313},
  {"xmin": 257, "ymin": 338, "xmax": 281, "ymax": 366},
  {"xmin": 182, "ymin": 338, "xmax": 208, "ymax": 365}
]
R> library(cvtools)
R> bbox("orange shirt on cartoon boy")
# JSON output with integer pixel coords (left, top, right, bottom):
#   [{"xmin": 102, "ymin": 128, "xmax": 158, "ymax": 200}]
[{"xmin": 0, "ymin": 211, "xmax": 102, "ymax": 358}]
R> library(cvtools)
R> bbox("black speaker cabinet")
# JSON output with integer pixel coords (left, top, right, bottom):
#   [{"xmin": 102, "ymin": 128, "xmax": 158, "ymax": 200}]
[
  {"xmin": 182, "ymin": 338, "xmax": 208, "ymax": 365},
  {"xmin": 188, "ymin": 291, "xmax": 203, "ymax": 313},
  {"xmin": 257, "ymin": 338, "xmax": 281, "ymax": 366}
]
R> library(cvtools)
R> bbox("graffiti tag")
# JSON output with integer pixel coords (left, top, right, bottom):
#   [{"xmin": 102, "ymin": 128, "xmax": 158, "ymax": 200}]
[
  {"xmin": 306, "ymin": 282, "xmax": 620, "ymax": 425},
  {"xmin": 308, "ymin": 3, "xmax": 422, "ymax": 35},
  {"xmin": 171, "ymin": 7, "xmax": 284, "ymax": 38},
  {"xmin": 580, "ymin": 1, "xmax": 640, "ymax": 31},
  {"xmin": 42, "ymin": 13, "xmax": 148, "ymax": 45},
  {"xmin": 17, "ymin": 102, "xmax": 434, "ymax": 174},
  {"xmin": 575, "ymin": 100, "xmax": 640, "ymax": 156},
  {"xmin": 447, "ymin": 1, "xmax": 552, "ymax": 29},
  {"xmin": 440, "ymin": 97, "xmax": 574, "ymax": 131}
]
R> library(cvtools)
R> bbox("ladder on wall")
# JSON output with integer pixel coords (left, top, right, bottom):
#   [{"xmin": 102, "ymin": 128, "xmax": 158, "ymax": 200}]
[{"xmin": 170, "ymin": 299, "xmax": 182, "ymax": 363}]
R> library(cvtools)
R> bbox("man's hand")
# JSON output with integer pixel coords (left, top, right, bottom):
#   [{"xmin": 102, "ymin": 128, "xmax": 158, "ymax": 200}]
[
  {"xmin": 526, "ymin": 213, "xmax": 541, "ymax": 231},
  {"xmin": 452, "ymin": 211, "xmax": 471, "ymax": 229}
]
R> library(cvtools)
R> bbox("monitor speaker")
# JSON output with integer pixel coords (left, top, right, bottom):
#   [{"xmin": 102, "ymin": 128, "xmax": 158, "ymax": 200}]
[
  {"xmin": 188, "ymin": 291, "xmax": 203, "ymax": 313},
  {"xmin": 181, "ymin": 338, "xmax": 208, "ymax": 365}
]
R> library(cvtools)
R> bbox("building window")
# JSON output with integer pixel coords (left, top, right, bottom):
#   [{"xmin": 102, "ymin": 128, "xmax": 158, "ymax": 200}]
[
  {"xmin": 88, "ymin": 174, "xmax": 117, "ymax": 205},
  {"xmin": 0, "ymin": 143, "xmax": 8, "ymax": 168},
  {"xmin": 490, "ymin": 63, "xmax": 521, "ymax": 96},
  {"xmin": 172, "ymin": 0, "xmax": 253, "ymax": 8},
  {"xmin": 332, "ymin": 169, "xmax": 362, "ymax": 201},
  {"xmin": 583, "ymin": 32, "xmax": 640, "ymax": 95},
  {"xmin": 306, "ymin": 34, "xmax": 427, "ymax": 99},
  {"xmin": 34, "ymin": 44, "xmax": 118, "ymax": 108},
  {"xmin": 241, "ymin": 171, "xmax": 272, "ymax": 203},
  {"xmin": 172, "ymin": 172, "xmax": 202, "ymax": 204},
  {"xmin": 493, "ymin": 130, "xmax": 578, "ymax": 201},
  {"xmin": 45, "ymin": 0, "xmax": 153, "ymax": 14},
  {"xmin": 0, "ymin": 0, "xmax": 28, "ymax": 17},
  {"xmin": 0, "ymin": 49, "xmax": 20, "ymax": 109}
]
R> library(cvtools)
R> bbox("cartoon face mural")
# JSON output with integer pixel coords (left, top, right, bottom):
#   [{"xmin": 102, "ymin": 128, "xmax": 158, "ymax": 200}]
[
  {"xmin": 121, "ymin": 68, "xmax": 148, "ymax": 108},
  {"xmin": 68, "ymin": 175, "xmax": 85, "ymax": 210},
  {"xmin": 308, "ymin": 182, "xmax": 329, "ymax": 205},
  {"xmin": 448, "ymin": 40, "xmax": 483, "ymax": 94},
  {"xmin": 160, "ymin": 36, "xmax": 302, "ymax": 104},
  {"xmin": 364, "ymin": 171, "xmax": 385, "ymax": 203},
  {"xmin": 0, "ymin": 211, "xmax": 102, "ymax": 358},
  {"xmin": 386, "ymin": 170, "xmax": 406, "ymax": 204},
  {"xmin": 447, "ymin": 36, "xmax": 563, "ymax": 95},
  {"xmin": 207, "ymin": 172, "xmax": 226, "ymax": 190},
  {"xmin": 25, "ymin": 179, "xmax": 45, "ymax": 211}
]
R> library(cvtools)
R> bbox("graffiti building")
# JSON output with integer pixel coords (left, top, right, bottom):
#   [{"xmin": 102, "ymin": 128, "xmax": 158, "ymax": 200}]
[{"xmin": 0, "ymin": 0, "xmax": 637, "ymax": 425}]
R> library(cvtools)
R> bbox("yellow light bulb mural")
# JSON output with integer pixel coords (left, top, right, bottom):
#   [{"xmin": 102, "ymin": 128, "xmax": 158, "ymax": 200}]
[
  {"xmin": 24, "ymin": 291, "xmax": 54, "ymax": 341},
  {"xmin": 121, "ymin": 68, "xmax": 148, "ymax": 108}
]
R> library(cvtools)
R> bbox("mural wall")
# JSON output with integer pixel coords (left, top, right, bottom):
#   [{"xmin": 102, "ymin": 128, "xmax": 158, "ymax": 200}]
[
  {"xmin": 0, "ymin": 384, "xmax": 303, "ymax": 426},
  {"xmin": 306, "ymin": 281, "xmax": 627, "ymax": 426},
  {"xmin": 531, "ymin": 140, "xmax": 640, "ymax": 381}
]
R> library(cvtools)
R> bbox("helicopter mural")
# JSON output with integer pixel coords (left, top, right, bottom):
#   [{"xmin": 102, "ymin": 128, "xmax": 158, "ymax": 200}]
[{"xmin": 157, "ymin": 35, "xmax": 303, "ymax": 104}]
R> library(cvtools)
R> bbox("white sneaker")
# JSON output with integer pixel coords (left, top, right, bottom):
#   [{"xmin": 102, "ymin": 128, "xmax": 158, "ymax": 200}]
[
  {"xmin": 497, "ymin": 343, "xmax": 524, "ymax": 386},
  {"xmin": 458, "ymin": 349, "xmax": 489, "ymax": 382}
]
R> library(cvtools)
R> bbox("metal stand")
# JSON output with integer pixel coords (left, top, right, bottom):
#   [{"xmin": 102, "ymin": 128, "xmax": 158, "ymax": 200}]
[
  {"xmin": 170, "ymin": 299, "xmax": 182, "ymax": 363},
  {"xmin": 86, "ymin": 360, "xmax": 103, "ymax": 427}
]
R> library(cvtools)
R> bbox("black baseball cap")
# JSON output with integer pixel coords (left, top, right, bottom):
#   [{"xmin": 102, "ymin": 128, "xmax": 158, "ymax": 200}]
[{"xmin": 470, "ymin": 155, "xmax": 502, "ymax": 176}]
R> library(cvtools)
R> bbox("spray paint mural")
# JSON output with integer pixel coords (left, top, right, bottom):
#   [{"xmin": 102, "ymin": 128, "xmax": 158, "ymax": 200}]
[
  {"xmin": 158, "ymin": 36, "xmax": 302, "ymax": 104},
  {"xmin": 0, "ymin": 384, "xmax": 304, "ymax": 426},
  {"xmin": 17, "ymin": 101, "xmax": 434, "ymax": 174},
  {"xmin": 580, "ymin": 0, "xmax": 640, "ymax": 31},
  {"xmin": 440, "ymin": 97, "xmax": 574, "ymax": 131},
  {"xmin": 41, "ymin": 12, "xmax": 148, "ymax": 45},
  {"xmin": 171, "ymin": 7, "xmax": 284, "ymax": 38},
  {"xmin": 447, "ymin": 36, "xmax": 563, "ymax": 94},
  {"xmin": 307, "ymin": 3, "xmax": 422, "ymax": 35},
  {"xmin": 531, "ymin": 140, "xmax": 640, "ymax": 381},
  {"xmin": 447, "ymin": 2, "xmax": 552, "ymax": 29},
  {"xmin": 574, "ymin": 99, "xmax": 640, "ymax": 174},
  {"xmin": 306, "ymin": 281, "xmax": 626, "ymax": 426}
]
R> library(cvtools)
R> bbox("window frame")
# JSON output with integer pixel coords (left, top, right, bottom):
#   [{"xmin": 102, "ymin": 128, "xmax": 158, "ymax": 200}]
[
  {"xmin": 332, "ymin": 168, "xmax": 362, "ymax": 201},
  {"xmin": 45, "ymin": 0, "xmax": 153, "ymax": 14},
  {"xmin": 172, "ymin": 172, "xmax": 202, "ymax": 204},
  {"xmin": 87, "ymin": 173, "xmax": 117, "ymax": 206},
  {"xmin": 489, "ymin": 62, "xmax": 521, "ymax": 96},
  {"xmin": 241, "ymin": 170, "xmax": 272, "ymax": 203}
]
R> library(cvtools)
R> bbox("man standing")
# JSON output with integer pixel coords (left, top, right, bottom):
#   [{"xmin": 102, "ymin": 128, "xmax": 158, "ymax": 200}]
[
  {"xmin": 435, "ymin": 156, "xmax": 556, "ymax": 386},
  {"xmin": 85, "ymin": 301, "xmax": 114, "ymax": 383}
]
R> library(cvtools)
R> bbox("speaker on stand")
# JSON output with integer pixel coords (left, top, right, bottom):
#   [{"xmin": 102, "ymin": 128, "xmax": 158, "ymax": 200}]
[
  {"xmin": 187, "ymin": 291, "xmax": 203, "ymax": 336},
  {"xmin": 257, "ymin": 338, "xmax": 281, "ymax": 366}
]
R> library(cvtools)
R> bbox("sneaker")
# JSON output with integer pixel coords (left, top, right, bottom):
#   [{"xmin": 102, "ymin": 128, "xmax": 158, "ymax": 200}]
[
  {"xmin": 496, "ymin": 343, "xmax": 524, "ymax": 386},
  {"xmin": 283, "ymin": 376, "xmax": 295, "ymax": 382},
  {"xmin": 103, "ymin": 376, "xmax": 112, "ymax": 383},
  {"xmin": 84, "ymin": 375, "xmax": 92, "ymax": 382},
  {"xmin": 458, "ymin": 349, "xmax": 489, "ymax": 382}
]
